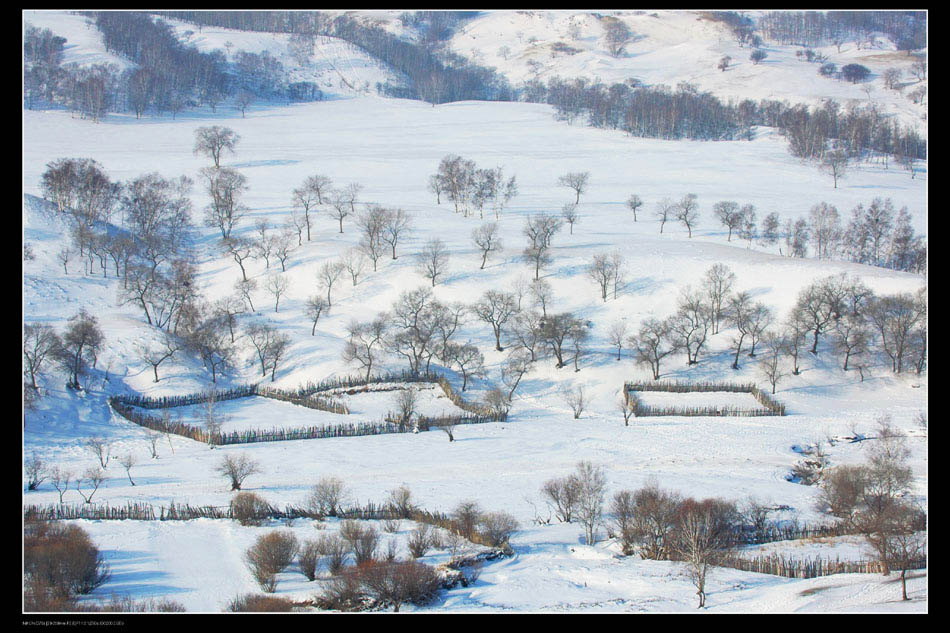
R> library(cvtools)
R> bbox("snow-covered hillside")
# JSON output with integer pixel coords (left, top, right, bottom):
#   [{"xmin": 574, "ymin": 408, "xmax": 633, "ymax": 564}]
[
  {"xmin": 446, "ymin": 10, "xmax": 927, "ymax": 137},
  {"xmin": 22, "ymin": 10, "xmax": 927, "ymax": 614}
]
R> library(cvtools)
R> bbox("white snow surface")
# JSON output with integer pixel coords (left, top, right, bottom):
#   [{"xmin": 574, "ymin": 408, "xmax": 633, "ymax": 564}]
[{"xmin": 22, "ymin": 10, "xmax": 926, "ymax": 614}]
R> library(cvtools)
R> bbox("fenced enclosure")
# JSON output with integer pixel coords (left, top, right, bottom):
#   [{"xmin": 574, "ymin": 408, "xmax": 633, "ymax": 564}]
[
  {"xmin": 719, "ymin": 553, "xmax": 926, "ymax": 579},
  {"xmin": 108, "ymin": 371, "xmax": 505, "ymax": 446},
  {"xmin": 623, "ymin": 380, "xmax": 786, "ymax": 417}
]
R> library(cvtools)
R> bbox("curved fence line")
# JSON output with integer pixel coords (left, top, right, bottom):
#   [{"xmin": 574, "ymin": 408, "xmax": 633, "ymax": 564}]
[{"xmin": 108, "ymin": 371, "xmax": 504, "ymax": 446}]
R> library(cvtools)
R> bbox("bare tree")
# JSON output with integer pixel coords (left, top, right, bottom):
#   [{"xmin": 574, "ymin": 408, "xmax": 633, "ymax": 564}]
[
  {"xmin": 713, "ymin": 201, "xmax": 743, "ymax": 241},
  {"xmin": 575, "ymin": 461, "xmax": 608, "ymax": 545},
  {"xmin": 888, "ymin": 501, "xmax": 927, "ymax": 601},
  {"xmin": 561, "ymin": 203, "xmax": 579, "ymax": 234},
  {"xmin": 25, "ymin": 452, "xmax": 47, "ymax": 491},
  {"xmin": 305, "ymin": 295, "xmax": 329, "ymax": 336},
  {"xmin": 292, "ymin": 176, "xmax": 326, "ymax": 241},
  {"xmin": 266, "ymin": 274, "xmax": 290, "ymax": 312},
  {"xmin": 541, "ymin": 475, "xmax": 581, "ymax": 523},
  {"xmin": 381, "ymin": 207, "xmax": 413, "ymax": 260},
  {"xmin": 57, "ymin": 245, "xmax": 72, "ymax": 274},
  {"xmin": 471, "ymin": 290, "xmax": 518, "ymax": 351},
  {"xmin": 253, "ymin": 219, "xmax": 275, "ymax": 268},
  {"xmin": 58, "ymin": 309, "xmax": 104, "ymax": 390},
  {"xmin": 820, "ymin": 150, "xmax": 850, "ymax": 189},
  {"xmin": 445, "ymin": 343, "xmax": 484, "ymax": 391},
  {"xmin": 201, "ymin": 167, "xmax": 248, "ymax": 240},
  {"xmin": 703, "ymin": 263, "xmax": 736, "ymax": 335},
  {"xmin": 341, "ymin": 248, "xmax": 367, "ymax": 286},
  {"xmin": 118, "ymin": 453, "xmax": 137, "ymax": 486},
  {"xmin": 393, "ymin": 388, "xmax": 418, "ymax": 429},
  {"xmin": 49, "ymin": 466, "xmax": 72, "ymax": 503},
  {"xmin": 865, "ymin": 291, "xmax": 926, "ymax": 374},
  {"xmin": 234, "ymin": 277, "xmax": 258, "ymax": 312},
  {"xmin": 357, "ymin": 206, "xmax": 387, "ymax": 271},
  {"xmin": 501, "ymin": 348, "xmax": 534, "ymax": 401},
  {"xmin": 630, "ymin": 317, "xmax": 674, "ymax": 380},
  {"xmin": 562, "ymin": 384, "xmax": 587, "ymax": 419},
  {"xmin": 757, "ymin": 333, "xmax": 786, "ymax": 394},
  {"xmin": 317, "ymin": 260, "xmax": 344, "ymax": 307},
  {"xmin": 139, "ymin": 333, "xmax": 178, "ymax": 382},
  {"xmin": 23, "ymin": 324, "xmax": 61, "ymax": 391},
  {"xmin": 530, "ymin": 278, "xmax": 554, "ymax": 317},
  {"xmin": 193, "ymin": 125, "xmax": 240, "ymax": 168},
  {"xmin": 557, "ymin": 172, "xmax": 590, "ymax": 205},
  {"xmin": 341, "ymin": 183, "xmax": 363, "ymax": 217},
  {"xmin": 76, "ymin": 467, "xmax": 106, "ymax": 503},
  {"xmin": 343, "ymin": 316, "xmax": 388, "ymax": 380},
  {"xmin": 522, "ymin": 213, "xmax": 562, "ymax": 280},
  {"xmin": 626, "ymin": 194, "xmax": 643, "ymax": 221},
  {"xmin": 327, "ymin": 190, "xmax": 351, "ymax": 234},
  {"xmin": 416, "ymin": 238, "xmax": 450, "ymax": 286},
  {"xmin": 654, "ymin": 198, "xmax": 675, "ymax": 233},
  {"xmin": 676, "ymin": 193, "xmax": 700, "ymax": 237},
  {"xmin": 472, "ymin": 222, "xmax": 502, "ymax": 269},
  {"xmin": 221, "ymin": 237, "xmax": 255, "ymax": 282},
  {"xmin": 618, "ymin": 395, "xmax": 635, "ymax": 426},
  {"xmin": 607, "ymin": 319, "xmax": 629, "ymax": 361},
  {"xmin": 216, "ymin": 453, "xmax": 262, "ymax": 491},
  {"xmin": 673, "ymin": 498, "xmax": 738, "ymax": 608},
  {"xmin": 586, "ymin": 252, "xmax": 620, "ymax": 302},
  {"xmin": 602, "ymin": 18, "xmax": 632, "ymax": 56},
  {"xmin": 832, "ymin": 313, "xmax": 871, "ymax": 372}
]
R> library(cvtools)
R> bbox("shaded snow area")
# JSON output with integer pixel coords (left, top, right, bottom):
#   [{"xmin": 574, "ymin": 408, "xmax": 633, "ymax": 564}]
[{"xmin": 23, "ymin": 10, "xmax": 926, "ymax": 614}]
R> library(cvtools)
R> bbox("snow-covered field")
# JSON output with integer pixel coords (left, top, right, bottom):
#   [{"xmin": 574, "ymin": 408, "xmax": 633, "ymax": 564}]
[
  {"xmin": 630, "ymin": 390, "xmax": 770, "ymax": 411},
  {"xmin": 22, "ymin": 10, "xmax": 927, "ymax": 613}
]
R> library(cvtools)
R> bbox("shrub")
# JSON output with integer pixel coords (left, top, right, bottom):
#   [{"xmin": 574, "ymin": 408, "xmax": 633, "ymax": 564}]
[
  {"xmin": 610, "ymin": 490, "xmax": 637, "ymax": 555},
  {"xmin": 25, "ymin": 452, "xmax": 46, "ymax": 491},
  {"xmin": 231, "ymin": 491, "xmax": 272, "ymax": 526},
  {"xmin": 307, "ymin": 476, "xmax": 349, "ymax": 517},
  {"xmin": 227, "ymin": 593, "xmax": 297, "ymax": 612},
  {"xmin": 339, "ymin": 520, "xmax": 379, "ymax": 565},
  {"xmin": 244, "ymin": 530, "xmax": 300, "ymax": 592},
  {"xmin": 383, "ymin": 518, "xmax": 401, "ymax": 533},
  {"xmin": 23, "ymin": 576, "xmax": 78, "ymax": 612},
  {"xmin": 841, "ymin": 63, "xmax": 871, "ymax": 83},
  {"xmin": 359, "ymin": 560, "xmax": 442, "ymax": 612},
  {"xmin": 479, "ymin": 511, "xmax": 519, "ymax": 547},
  {"xmin": 388, "ymin": 485, "xmax": 414, "ymax": 518},
  {"xmin": 452, "ymin": 501, "xmax": 482, "ymax": 540},
  {"xmin": 24, "ymin": 520, "xmax": 111, "ymax": 597},
  {"xmin": 316, "ymin": 568, "xmax": 366, "ymax": 611},
  {"xmin": 317, "ymin": 533, "xmax": 349, "ymax": 575},
  {"xmin": 541, "ymin": 475, "xmax": 581, "ymax": 523},
  {"xmin": 298, "ymin": 539, "xmax": 322, "ymax": 581},
  {"xmin": 93, "ymin": 595, "xmax": 187, "ymax": 612},
  {"xmin": 406, "ymin": 524, "xmax": 434, "ymax": 558}
]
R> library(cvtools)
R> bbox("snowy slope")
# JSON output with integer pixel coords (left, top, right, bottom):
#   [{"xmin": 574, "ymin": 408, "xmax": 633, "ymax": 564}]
[
  {"xmin": 447, "ymin": 10, "xmax": 927, "ymax": 137},
  {"xmin": 22, "ymin": 11, "xmax": 926, "ymax": 614}
]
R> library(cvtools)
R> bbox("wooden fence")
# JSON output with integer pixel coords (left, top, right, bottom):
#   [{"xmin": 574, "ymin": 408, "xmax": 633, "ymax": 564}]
[
  {"xmin": 108, "ymin": 371, "xmax": 503, "ymax": 446},
  {"xmin": 720, "ymin": 553, "xmax": 927, "ymax": 579},
  {"xmin": 623, "ymin": 380, "xmax": 786, "ymax": 417}
]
